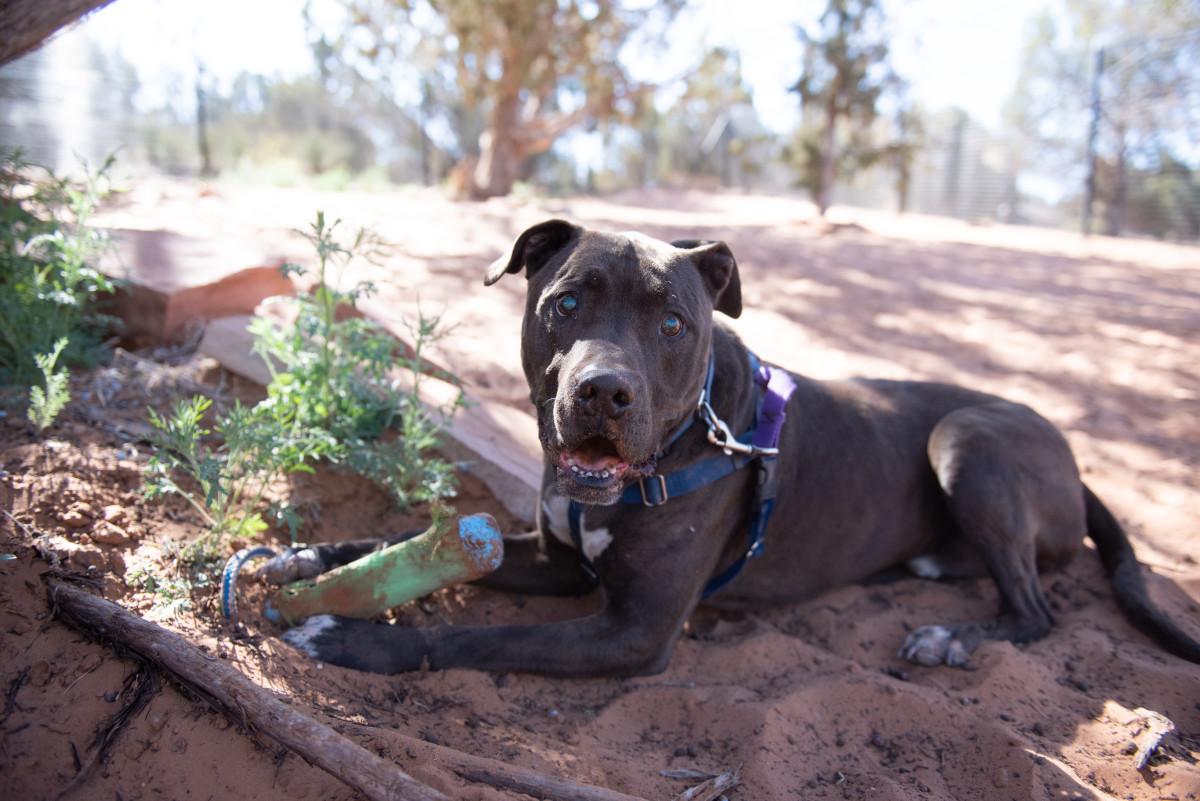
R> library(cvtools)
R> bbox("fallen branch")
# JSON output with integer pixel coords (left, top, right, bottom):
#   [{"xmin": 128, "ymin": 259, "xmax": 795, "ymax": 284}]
[
  {"xmin": 424, "ymin": 749, "xmax": 648, "ymax": 801},
  {"xmin": 1128, "ymin": 707, "xmax": 1174, "ymax": 769},
  {"xmin": 49, "ymin": 582, "xmax": 448, "ymax": 801},
  {"xmin": 48, "ymin": 582, "xmax": 653, "ymax": 801},
  {"xmin": 669, "ymin": 767, "xmax": 740, "ymax": 801}
]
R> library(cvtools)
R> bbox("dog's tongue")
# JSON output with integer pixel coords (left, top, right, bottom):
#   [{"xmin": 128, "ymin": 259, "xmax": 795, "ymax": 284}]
[{"xmin": 561, "ymin": 452, "xmax": 627, "ymax": 475}]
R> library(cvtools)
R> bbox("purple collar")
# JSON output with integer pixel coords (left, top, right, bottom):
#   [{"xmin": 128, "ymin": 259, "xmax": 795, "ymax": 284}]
[{"xmin": 697, "ymin": 349, "xmax": 796, "ymax": 458}]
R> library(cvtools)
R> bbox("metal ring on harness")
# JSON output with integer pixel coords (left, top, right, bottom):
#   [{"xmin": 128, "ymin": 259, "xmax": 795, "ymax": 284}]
[{"xmin": 220, "ymin": 546, "xmax": 279, "ymax": 622}]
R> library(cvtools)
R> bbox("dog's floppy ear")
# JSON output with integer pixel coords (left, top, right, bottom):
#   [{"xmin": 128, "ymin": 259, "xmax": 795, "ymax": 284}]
[
  {"xmin": 485, "ymin": 219, "xmax": 580, "ymax": 285},
  {"xmin": 673, "ymin": 239, "xmax": 743, "ymax": 319}
]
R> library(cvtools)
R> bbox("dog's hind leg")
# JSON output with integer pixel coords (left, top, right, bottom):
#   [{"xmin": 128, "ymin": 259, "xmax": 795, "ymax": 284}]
[{"xmin": 899, "ymin": 401, "xmax": 1084, "ymax": 667}]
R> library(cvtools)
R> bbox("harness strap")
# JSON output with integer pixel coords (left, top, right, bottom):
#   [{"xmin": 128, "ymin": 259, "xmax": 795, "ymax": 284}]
[
  {"xmin": 752, "ymin": 360, "xmax": 797, "ymax": 451},
  {"xmin": 568, "ymin": 447, "xmax": 754, "ymax": 589},
  {"xmin": 567, "ymin": 350, "xmax": 795, "ymax": 599},
  {"xmin": 621, "ymin": 450, "xmax": 753, "ymax": 506}
]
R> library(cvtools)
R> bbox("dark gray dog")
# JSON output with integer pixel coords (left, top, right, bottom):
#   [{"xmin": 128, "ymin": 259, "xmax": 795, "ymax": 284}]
[{"xmin": 274, "ymin": 220, "xmax": 1200, "ymax": 675}]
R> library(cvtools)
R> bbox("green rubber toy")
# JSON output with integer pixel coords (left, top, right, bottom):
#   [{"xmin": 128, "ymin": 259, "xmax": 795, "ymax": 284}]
[{"xmin": 264, "ymin": 509, "xmax": 504, "ymax": 626}]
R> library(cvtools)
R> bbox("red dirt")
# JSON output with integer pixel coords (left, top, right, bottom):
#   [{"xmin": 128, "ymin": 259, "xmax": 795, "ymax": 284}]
[{"xmin": 2, "ymin": 181, "xmax": 1198, "ymax": 801}]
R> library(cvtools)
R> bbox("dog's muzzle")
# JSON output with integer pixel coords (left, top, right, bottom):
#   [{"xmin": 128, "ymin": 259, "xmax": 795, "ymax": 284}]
[{"xmin": 549, "ymin": 364, "xmax": 659, "ymax": 503}]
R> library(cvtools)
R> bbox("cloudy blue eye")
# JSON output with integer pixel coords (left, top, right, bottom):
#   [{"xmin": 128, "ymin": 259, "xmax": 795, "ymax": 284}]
[
  {"xmin": 555, "ymin": 293, "xmax": 578, "ymax": 316},
  {"xmin": 661, "ymin": 313, "xmax": 684, "ymax": 337}
]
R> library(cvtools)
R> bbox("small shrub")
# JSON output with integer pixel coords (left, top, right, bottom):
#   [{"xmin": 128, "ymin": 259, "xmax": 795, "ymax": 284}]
[
  {"xmin": 250, "ymin": 211, "xmax": 465, "ymax": 508},
  {"xmin": 124, "ymin": 563, "xmax": 199, "ymax": 622},
  {"xmin": 0, "ymin": 149, "xmax": 118, "ymax": 388},
  {"xmin": 144, "ymin": 395, "xmax": 334, "ymax": 561},
  {"xmin": 141, "ymin": 211, "xmax": 464, "ymax": 592}
]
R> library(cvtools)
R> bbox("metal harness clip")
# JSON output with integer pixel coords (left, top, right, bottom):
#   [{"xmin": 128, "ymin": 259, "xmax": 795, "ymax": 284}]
[{"xmin": 696, "ymin": 387, "xmax": 779, "ymax": 458}]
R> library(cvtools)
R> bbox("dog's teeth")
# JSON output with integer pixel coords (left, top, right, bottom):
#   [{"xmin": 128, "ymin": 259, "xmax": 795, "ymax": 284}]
[{"xmin": 567, "ymin": 462, "xmax": 615, "ymax": 481}]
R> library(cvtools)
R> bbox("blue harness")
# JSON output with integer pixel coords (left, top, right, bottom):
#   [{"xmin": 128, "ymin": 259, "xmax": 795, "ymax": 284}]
[{"xmin": 567, "ymin": 351, "xmax": 796, "ymax": 598}]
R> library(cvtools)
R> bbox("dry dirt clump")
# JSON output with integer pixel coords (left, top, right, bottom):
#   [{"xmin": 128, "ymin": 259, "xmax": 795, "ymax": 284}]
[{"xmin": 2, "ymin": 184, "xmax": 1200, "ymax": 801}]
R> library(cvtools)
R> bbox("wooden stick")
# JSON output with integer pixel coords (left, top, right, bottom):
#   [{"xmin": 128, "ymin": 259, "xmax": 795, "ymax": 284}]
[
  {"xmin": 50, "ymin": 582, "xmax": 651, "ymax": 801},
  {"xmin": 669, "ymin": 769, "xmax": 740, "ymax": 801},
  {"xmin": 412, "ymin": 745, "xmax": 649, "ymax": 801},
  {"xmin": 50, "ymin": 582, "xmax": 448, "ymax": 801}
]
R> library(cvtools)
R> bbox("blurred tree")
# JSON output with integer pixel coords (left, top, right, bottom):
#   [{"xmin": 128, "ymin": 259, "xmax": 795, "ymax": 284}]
[
  {"xmin": 1010, "ymin": 0, "xmax": 1200, "ymax": 237},
  {"xmin": 196, "ymin": 62, "xmax": 216, "ymax": 177},
  {"xmin": 621, "ymin": 92, "xmax": 662, "ymax": 188},
  {"xmin": 790, "ymin": 0, "xmax": 897, "ymax": 214},
  {"xmin": 328, "ymin": 0, "xmax": 680, "ymax": 199},
  {"xmin": 657, "ymin": 47, "xmax": 763, "ymax": 186},
  {"xmin": 306, "ymin": 25, "xmax": 463, "ymax": 187},
  {"xmin": 138, "ymin": 70, "xmax": 385, "ymax": 182},
  {"xmin": 884, "ymin": 102, "xmax": 923, "ymax": 214},
  {"xmin": 1119, "ymin": 154, "xmax": 1200, "ymax": 241}
]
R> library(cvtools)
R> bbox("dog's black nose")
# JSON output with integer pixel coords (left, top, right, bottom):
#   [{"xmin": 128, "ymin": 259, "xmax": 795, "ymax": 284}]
[{"xmin": 574, "ymin": 368, "xmax": 635, "ymax": 419}]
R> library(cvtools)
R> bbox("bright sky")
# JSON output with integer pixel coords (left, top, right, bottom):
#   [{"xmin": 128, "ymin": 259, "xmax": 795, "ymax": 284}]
[{"xmin": 77, "ymin": 0, "xmax": 1050, "ymax": 133}]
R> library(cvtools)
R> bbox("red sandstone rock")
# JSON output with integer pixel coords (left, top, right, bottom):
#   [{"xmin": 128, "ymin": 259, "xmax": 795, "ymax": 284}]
[{"xmin": 101, "ymin": 229, "xmax": 295, "ymax": 344}]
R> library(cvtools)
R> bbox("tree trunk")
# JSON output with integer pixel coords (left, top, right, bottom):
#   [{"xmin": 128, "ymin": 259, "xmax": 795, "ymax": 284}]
[
  {"xmin": 818, "ymin": 92, "xmax": 838, "ymax": 215},
  {"xmin": 896, "ymin": 160, "xmax": 910, "ymax": 214},
  {"xmin": 195, "ymin": 64, "xmax": 216, "ymax": 177},
  {"xmin": 0, "ymin": 0, "xmax": 115, "ymax": 66},
  {"xmin": 471, "ymin": 92, "xmax": 523, "ymax": 200},
  {"xmin": 1107, "ymin": 131, "xmax": 1127, "ymax": 237}
]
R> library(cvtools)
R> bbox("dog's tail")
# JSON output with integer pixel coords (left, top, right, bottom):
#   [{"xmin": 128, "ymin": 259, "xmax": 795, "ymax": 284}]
[{"xmin": 1085, "ymin": 484, "xmax": 1200, "ymax": 663}]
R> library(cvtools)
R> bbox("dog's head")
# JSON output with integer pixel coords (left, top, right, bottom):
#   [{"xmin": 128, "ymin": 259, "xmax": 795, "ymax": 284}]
[{"xmin": 486, "ymin": 220, "xmax": 742, "ymax": 505}]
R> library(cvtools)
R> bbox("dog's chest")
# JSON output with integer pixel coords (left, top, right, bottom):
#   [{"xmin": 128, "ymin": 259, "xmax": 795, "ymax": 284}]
[{"xmin": 541, "ymin": 491, "xmax": 613, "ymax": 562}]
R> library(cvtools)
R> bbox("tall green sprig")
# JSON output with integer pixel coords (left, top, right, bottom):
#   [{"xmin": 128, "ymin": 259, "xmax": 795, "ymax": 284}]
[
  {"xmin": 250, "ymin": 212, "xmax": 465, "ymax": 508},
  {"xmin": 27, "ymin": 337, "xmax": 70, "ymax": 430}
]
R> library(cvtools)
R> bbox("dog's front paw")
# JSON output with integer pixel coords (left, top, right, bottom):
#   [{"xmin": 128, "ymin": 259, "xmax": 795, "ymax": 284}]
[
  {"xmin": 259, "ymin": 547, "xmax": 324, "ymax": 585},
  {"xmin": 280, "ymin": 615, "xmax": 429, "ymax": 674},
  {"xmin": 899, "ymin": 625, "xmax": 971, "ymax": 667}
]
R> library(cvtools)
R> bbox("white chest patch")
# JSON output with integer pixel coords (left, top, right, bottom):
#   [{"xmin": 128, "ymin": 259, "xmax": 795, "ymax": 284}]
[
  {"xmin": 542, "ymin": 492, "xmax": 613, "ymax": 562},
  {"xmin": 906, "ymin": 555, "xmax": 945, "ymax": 579}
]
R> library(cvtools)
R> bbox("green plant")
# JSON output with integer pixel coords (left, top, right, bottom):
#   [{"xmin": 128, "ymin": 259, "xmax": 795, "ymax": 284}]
[
  {"xmin": 27, "ymin": 337, "xmax": 71, "ymax": 430},
  {"xmin": 250, "ymin": 211, "xmax": 465, "ymax": 508},
  {"xmin": 144, "ymin": 396, "xmax": 334, "ymax": 560},
  {"xmin": 124, "ymin": 564, "xmax": 196, "ymax": 622},
  {"xmin": 0, "ymin": 149, "xmax": 118, "ymax": 388}
]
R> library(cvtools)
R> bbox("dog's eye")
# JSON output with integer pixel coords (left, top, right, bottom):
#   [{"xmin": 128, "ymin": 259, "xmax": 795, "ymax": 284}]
[
  {"xmin": 661, "ymin": 313, "xmax": 684, "ymax": 337},
  {"xmin": 555, "ymin": 293, "xmax": 579, "ymax": 316}
]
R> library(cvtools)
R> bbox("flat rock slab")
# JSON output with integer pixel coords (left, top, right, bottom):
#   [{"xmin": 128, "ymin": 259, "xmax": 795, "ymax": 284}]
[{"xmin": 102, "ymin": 229, "xmax": 294, "ymax": 344}]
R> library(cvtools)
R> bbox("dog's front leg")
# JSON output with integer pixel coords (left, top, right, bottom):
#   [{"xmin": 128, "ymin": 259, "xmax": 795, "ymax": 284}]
[
  {"xmin": 280, "ymin": 566, "xmax": 700, "ymax": 677},
  {"xmin": 281, "ymin": 613, "xmax": 666, "ymax": 676},
  {"xmin": 473, "ymin": 530, "xmax": 597, "ymax": 596}
]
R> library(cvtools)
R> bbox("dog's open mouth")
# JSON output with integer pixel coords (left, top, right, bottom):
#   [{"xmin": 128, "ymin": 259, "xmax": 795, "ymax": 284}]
[
  {"xmin": 558, "ymin": 437, "xmax": 630, "ymax": 489},
  {"xmin": 550, "ymin": 432, "xmax": 658, "ymax": 503}
]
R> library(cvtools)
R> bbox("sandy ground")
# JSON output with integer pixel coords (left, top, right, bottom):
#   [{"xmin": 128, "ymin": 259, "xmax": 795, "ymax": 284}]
[{"xmin": 2, "ymin": 181, "xmax": 1199, "ymax": 801}]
